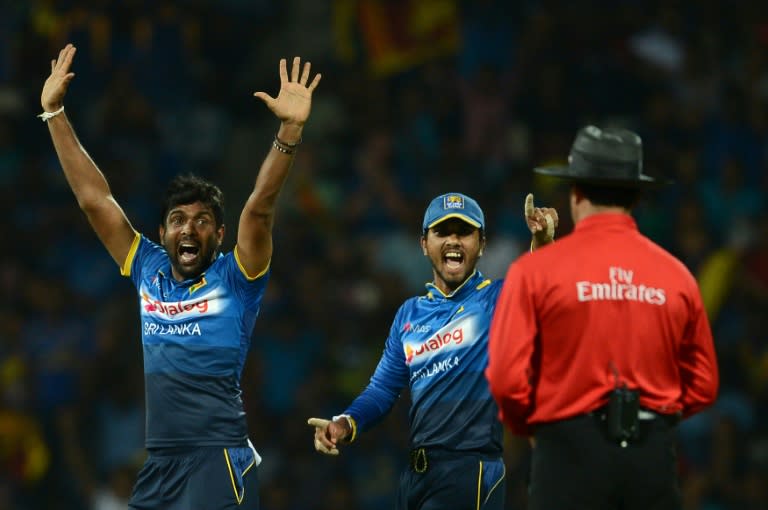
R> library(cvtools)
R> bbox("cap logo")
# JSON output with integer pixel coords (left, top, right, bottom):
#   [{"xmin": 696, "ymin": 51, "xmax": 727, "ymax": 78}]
[{"xmin": 443, "ymin": 194, "xmax": 465, "ymax": 210}]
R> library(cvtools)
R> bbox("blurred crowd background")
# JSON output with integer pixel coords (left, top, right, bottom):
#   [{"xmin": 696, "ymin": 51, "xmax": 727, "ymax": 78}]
[{"xmin": 1, "ymin": 0, "xmax": 767, "ymax": 509}]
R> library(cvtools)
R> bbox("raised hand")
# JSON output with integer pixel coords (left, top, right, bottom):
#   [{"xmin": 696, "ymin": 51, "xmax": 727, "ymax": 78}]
[
  {"xmin": 525, "ymin": 193, "xmax": 559, "ymax": 245},
  {"xmin": 41, "ymin": 44, "xmax": 77, "ymax": 112},
  {"xmin": 254, "ymin": 57, "xmax": 321, "ymax": 127}
]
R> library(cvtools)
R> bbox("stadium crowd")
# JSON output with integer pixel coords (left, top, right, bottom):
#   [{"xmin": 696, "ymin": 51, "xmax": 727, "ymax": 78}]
[{"xmin": 1, "ymin": 1, "xmax": 766, "ymax": 508}]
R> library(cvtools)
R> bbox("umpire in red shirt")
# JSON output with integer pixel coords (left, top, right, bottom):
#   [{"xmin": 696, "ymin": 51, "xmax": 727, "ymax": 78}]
[{"xmin": 486, "ymin": 125, "xmax": 719, "ymax": 510}]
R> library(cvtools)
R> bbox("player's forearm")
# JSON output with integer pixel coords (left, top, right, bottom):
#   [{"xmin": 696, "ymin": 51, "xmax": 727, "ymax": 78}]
[
  {"xmin": 47, "ymin": 113, "xmax": 113, "ymax": 211},
  {"xmin": 242, "ymin": 123, "xmax": 303, "ymax": 220},
  {"xmin": 344, "ymin": 386, "xmax": 399, "ymax": 434}
]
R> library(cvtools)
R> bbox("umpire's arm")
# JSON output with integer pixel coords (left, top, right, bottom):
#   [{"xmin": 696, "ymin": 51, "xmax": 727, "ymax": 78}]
[{"xmin": 678, "ymin": 284, "xmax": 719, "ymax": 417}]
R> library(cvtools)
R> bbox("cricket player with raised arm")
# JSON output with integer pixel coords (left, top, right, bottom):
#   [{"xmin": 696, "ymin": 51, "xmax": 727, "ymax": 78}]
[
  {"xmin": 308, "ymin": 192, "xmax": 557, "ymax": 509},
  {"xmin": 40, "ymin": 43, "xmax": 320, "ymax": 509}
]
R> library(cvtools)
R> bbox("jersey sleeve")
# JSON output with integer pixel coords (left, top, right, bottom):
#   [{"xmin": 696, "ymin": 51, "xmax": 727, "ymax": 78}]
[
  {"xmin": 219, "ymin": 249, "xmax": 270, "ymax": 313},
  {"xmin": 121, "ymin": 234, "xmax": 168, "ymax": 288},
  {"xmin": 486, "ymin": 259, "xmax": 536, "ymax": 435},
  {"xmin": 343, "ymin": 306, "xmax": 410, "ymax": 434},
  {"xmin": 678, "ymin": 282, "xmax": 719, "ymax": 417}
]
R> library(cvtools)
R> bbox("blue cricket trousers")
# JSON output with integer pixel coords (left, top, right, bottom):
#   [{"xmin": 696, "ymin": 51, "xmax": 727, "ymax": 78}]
[
  {"xmin": 397, "ymin": 448, "xmax": 506, "ymax": 510},
  {"xmin": 128, "ymin": 444, "xmax": 259, "ymax": 509}
]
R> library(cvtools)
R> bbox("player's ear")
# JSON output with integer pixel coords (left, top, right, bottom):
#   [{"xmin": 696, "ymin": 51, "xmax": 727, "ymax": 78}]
[
  {"xmin": 420, "ymin": 234, "xmax": 428, "ymax": 256},
  {"xmin": 217, "ymin": 224, "xmax": 225, "ymax": 246}
]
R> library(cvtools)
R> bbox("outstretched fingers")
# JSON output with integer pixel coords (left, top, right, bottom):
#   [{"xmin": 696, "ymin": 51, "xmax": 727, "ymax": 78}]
[
  {"xmin": 307, "ymin": 72, "xmax": 322, "ymax": 92},
  {"xmin": 290, "ymin": 56, "xmax": 300, "ymax": 83},
  {"xmin": 299, "ymin": 61, "xmax": 311, "ymax": 86},
  {"xmin": 53, "ymin": 44, "xmax": 76, "ymax": 75},
  {"xmin": 253, "ymin": 91, "xmax": 274, "ymax": 108},
  {"xmin": 289, "ymin": 56, "xmax": 321, "ymax": 91},
  {"xmin": 279, "ymin": 58, "xmax": 289, "ymax": 86},
  {"xmin": 55, "ymin": 45, "xmax": 68, "ymax": 71},
  {"xmin": 279, "ymin": 56, "xmax": 321, "ymax": 90}
]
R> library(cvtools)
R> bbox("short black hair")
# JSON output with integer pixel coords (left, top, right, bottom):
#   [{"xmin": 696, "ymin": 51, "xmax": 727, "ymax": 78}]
[
  {"xmin": 160, "ymin": 174, "xmax": 224, "ymax": 227},
  {"xmin": 573, "ymin": 183, "xmax": 641, "ymax": 210}
]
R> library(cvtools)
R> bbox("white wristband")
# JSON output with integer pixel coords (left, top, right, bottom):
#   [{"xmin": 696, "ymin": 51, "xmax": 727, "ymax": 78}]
[
  {"xmin": 332, "ymin": 414, "xmax": 352, "ymax": 426},
  {"xmin": 332, "ymin": 414, "xmax": 357, "ymax": 442},
  {"xmin": 37, "ymin": 106, "xmax": 65, "ymax": 122}
]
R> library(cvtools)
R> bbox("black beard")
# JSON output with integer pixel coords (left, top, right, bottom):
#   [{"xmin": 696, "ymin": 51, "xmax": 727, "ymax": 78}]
[{"xmin": 167, "ymin": 245, "xmax": 218, "ymax": 280}]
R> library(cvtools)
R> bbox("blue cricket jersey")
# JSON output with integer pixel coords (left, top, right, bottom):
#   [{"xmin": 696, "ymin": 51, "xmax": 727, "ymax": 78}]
[
  {"xmin": 345, "ymin": 271, "xmax": 504, "ymax": 453},
  {"xmin": 121, "ymin": 234, "xmax": 268, "ymax": 448}
]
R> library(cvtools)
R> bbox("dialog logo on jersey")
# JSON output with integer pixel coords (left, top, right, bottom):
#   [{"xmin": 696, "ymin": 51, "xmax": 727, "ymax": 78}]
[
  {"xmin": 141, "ymin": 289, "xmax": 218, "ymax": 320},
  {"xmin": 403, "ymin": 315, "xmax": 475, "ymax": 365}
]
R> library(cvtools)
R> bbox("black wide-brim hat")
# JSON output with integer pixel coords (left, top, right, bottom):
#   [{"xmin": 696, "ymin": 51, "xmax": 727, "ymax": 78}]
[{"xmin": 534, "ymin": 125, "xmax": 670, "ymax": 188}]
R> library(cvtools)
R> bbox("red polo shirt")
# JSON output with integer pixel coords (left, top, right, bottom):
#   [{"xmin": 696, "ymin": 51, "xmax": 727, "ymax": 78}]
[{"xmin": 486, "ymin": 213, "xmax": 719, "ymax": 435}]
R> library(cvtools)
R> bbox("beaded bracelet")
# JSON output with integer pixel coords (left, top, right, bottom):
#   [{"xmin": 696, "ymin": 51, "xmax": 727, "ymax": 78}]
[
  {"xmin": 275, "ymin": 133, "xmax": 301, "ymax": 148},
  {"xmin": 272, "ymin": 140, "xmax": 295, "ymax": 155}
]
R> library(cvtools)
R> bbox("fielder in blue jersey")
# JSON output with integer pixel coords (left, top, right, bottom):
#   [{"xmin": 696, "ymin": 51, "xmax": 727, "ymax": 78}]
[
  {"xmin": 40, "ymin": 43, "xmax": 321, "ymax": 509},
  {"xmin": 309, "ymin": 192, "xmax": 558, "ymax": 509}
]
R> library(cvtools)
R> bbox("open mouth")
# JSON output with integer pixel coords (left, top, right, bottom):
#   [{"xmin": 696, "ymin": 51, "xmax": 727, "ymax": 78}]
[
  {"xmin": 443, "ymin": 250, "xmax": 464, "ymax": 270},
  {"xmin": 178, "ymin": 242, "xmax": 200, "ymax": 265}
]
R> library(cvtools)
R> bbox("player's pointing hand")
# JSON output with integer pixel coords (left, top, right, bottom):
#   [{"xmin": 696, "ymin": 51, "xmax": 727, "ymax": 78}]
[
  {"xmin": 308, "ymin": 417, "xmax": 351, "ymax": 456},
  {"xmin": 525, "ymin": 193, "xmax": 558, "ymax": 247}
]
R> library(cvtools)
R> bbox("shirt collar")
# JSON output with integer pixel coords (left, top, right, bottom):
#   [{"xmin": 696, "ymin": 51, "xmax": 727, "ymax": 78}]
[
  {"xmin": 574, "ymin": 212, "xmax": 637, "ymax": 233},
  {"xmin": 157, "ymin": 268, "xmax": 207, "ymax": 288},
  {"xmin": 425, "ymin": 270, "xmax": 484, "ymax": 300}
]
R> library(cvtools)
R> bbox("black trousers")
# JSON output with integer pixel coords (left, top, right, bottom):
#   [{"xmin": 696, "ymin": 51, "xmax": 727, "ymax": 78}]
[{"xmin": 528, "ymin": 413, "xmax": 681, "ymax": 510}]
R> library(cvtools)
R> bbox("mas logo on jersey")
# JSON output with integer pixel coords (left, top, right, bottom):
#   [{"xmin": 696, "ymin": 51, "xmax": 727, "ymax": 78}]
[{"xmin": 402, "ymin": 322, "xmax": 431, "ymax": 334}]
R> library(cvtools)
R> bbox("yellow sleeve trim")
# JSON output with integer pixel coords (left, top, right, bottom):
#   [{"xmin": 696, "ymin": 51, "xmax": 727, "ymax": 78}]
[
  {"xmin": 476, "ymin": 279, "xmax": 492, "ymax": 290},
  {"xmin": 234, "ymin": 245, "xmax": 270, "ymax": 281},
  {"xmin": 120, "ymin": 232, "xmax": 141, "ymax": 277}
]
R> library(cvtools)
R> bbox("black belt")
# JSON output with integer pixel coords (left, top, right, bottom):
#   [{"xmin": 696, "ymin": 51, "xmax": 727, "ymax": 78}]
[
  {"xmin": 590, "ymin": 407, "xmax": 680, "ymax": 427},
  {"xmin": 408, "ymin": 448, "xmax": 500, "ymax": 473},
  {"xmin": 588, "ymin": 406, "xmax": 680, "ymax": 447}
]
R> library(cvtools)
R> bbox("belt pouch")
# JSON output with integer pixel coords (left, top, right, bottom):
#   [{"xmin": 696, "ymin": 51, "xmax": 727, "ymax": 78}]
[{"xmin": 606, "ymin": 387, "xmax": 640, "ymax": 441}]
